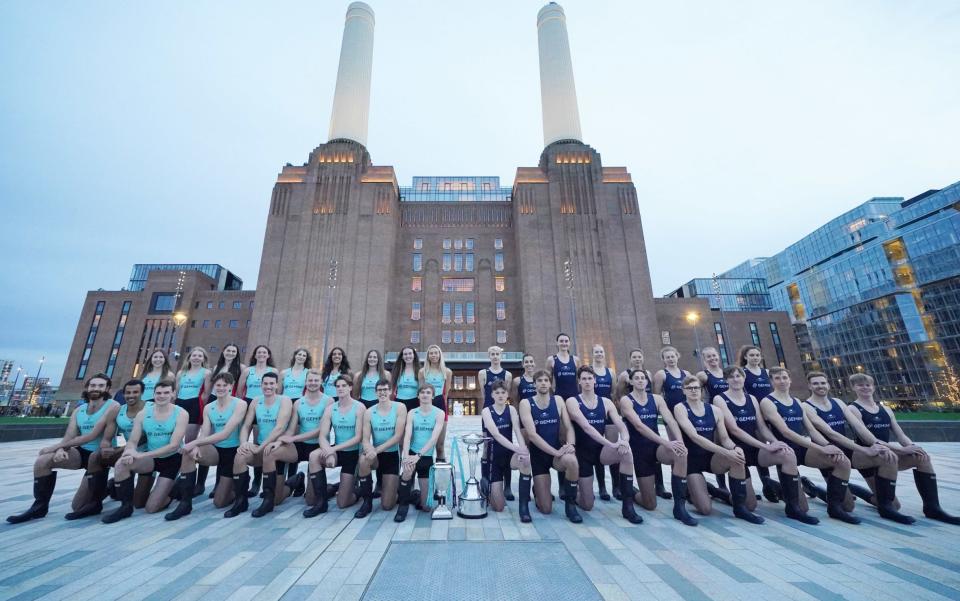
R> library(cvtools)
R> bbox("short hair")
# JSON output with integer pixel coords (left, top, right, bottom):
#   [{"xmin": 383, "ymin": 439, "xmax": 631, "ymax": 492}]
[
  {"xmin": 532, "ymin": 369, "xmax": 552, "ymax": 382},
  {"xmin": 849, "ymin": 373, "xmax": 874, "ymax": 386},
  {"xmin": 701, "ymin": 346, "xmax": 718, "ymax": 356},
  {"xmin": 487, "ymin": 346, "xmax": 503, "ymax": 354},
  {"xmin": 627, "ymin": 368, "xmax": 648, "ymax": 383},
  {"xmin": 261, "ymin": 372, "xmax": 280, "ymax": 383},
  {"xmin": 682, "ymin": 375, "xmax": 701, "ymax": 388},
  {"xmin": 768, "ymin": 366, "xmax": 790, "ymax": 378},
  {"xmin": 490, "ymin": 381, "xmax": 509, "ymax": 394},
  {"xmin": 123, "ymin": 379, "xmax": 145, "ymax": 393},
  {"xmin": 722, "ymin": 366, "xmax": 745, "ymax": 379},
  {"xmin": 334, "ymin": 374, "xmax": 353, "ymax": 387},
  {"xmin": 155, "ymin": 379, "xmax": 175, "ymax": 392},
  {"xmin": 806, "ymin": 371, "xmax": 829, "ymax": 382},
  {"xmin": 306, "ymin": 368, "xmax": 324, "ymax": 378},
  {"xmin": 419, "ymin": 383, "xmax": 436, "ymax": 396},
  {"xmin": 556, "ymin": 332, "xmax": 570, "ymax": 341},
  {"xmin": 212, "ymin": 372, "xmax": 235, "ymax": 386},
  {"xmin": 660, "ymin": 346, "xmax": 679, "ymax": 358},
  {"xmin": 577, "ymin": 365, "xmax": 596, "ymax": 379},
  {"xmin": 375, "ymin": 378, "xmax": 391, "ymax": 389}
]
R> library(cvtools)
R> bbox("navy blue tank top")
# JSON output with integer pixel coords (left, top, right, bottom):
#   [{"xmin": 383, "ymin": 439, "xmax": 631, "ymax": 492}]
[
  {"xmin": 593, "ymin": 367, "xmax": 613, "ymax": 400},
  {"xmin": 807, "ymin": 398, "xmax": 846, "ymax": 436},
  {"xmin": 482, "ymin": 368, "xmax": 510, "ymax": 408},
  {"xmin": 744, "ymin": 368, "xmax": 772, "ymax": 402},
  {"xmin": 573, "ymin": 395, "xmax": 609, "ymax": 451},
  {"xmin": 721, "ymin": 392, "xmax": 758, "ymax": 438},
  {"xmin": 704, "ymin": 371, "xmax": 729, "ymax": 399},
  {"xmin": 516, "ymin": 375, "xmax": 537, "ymax": 402},
  {"xmin": 681, "ymin": 401, "xmax": 716, "ymax": 459},
  {"xmin": 662, "ymin": 369, "xmax": 688, "ymax": 411},
  {"xmin": 529, "ymin": 396, "xmax": 561, "ymax": 449},
  {"xmin": 768, "ymin": 395, "xmax": 805, "ymax": 449},
  {"xmin": 626, "ymin": 393, "xmax": 660, "ymax": 451},
  {"xmin": 552, "ymin": 355, "xmax": 578, "ymax": 399},
  {"xmin": 485, "ymin": 404, "xmax": 514, "ymax": 460},
  {"xmin": 850, "ymin": 401, "xmax": 891, "ymax": 443}
]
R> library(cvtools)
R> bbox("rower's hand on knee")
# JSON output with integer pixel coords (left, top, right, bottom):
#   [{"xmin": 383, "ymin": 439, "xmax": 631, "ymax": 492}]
[
  {"xmin": 667, "ymin": 440, "xmax": 686, "ymax": 456},
  {"xmin": 53, "ymin": 448, "xmax": 68, "ymax": 462}
]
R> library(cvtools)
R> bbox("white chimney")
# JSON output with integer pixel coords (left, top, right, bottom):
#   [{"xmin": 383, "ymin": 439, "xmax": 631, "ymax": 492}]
[
  {"xmin": 537, "ymin": 3, "xmax": 583, "ymax": 147},
  {"xmin": 328, "ymin": 2, "xmax": 375, "ymax": 146}
]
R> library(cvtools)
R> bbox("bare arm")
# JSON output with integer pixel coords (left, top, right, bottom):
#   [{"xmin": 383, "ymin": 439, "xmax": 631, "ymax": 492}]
[
  {"xmin": 417, "ymin": 408, "xmax": 445, "ymax": 457},
  {"xmin": 237, "ymin": 367, "xmax": 250, "ymax": 399},
  {"xmin": 759, "ymin": 398, "xmax": 818, "ymax": 449},
  {"xmin": 564, "ymin": 397, "xmax": 613, "ymax": 448},
  {"xmin": 713, "ymin": 397, "xmax": 766, "ymax": 450},
  {"xmin": 482, "ymin": 407, "xmax": 521, "ymax": 454},
  {"xmin": 603, "ymin": 398, "xmax": 630, "ymax": 445},
  {"xmin": 652, "ymin": 370, "xmax": 666, "ymax": 395},
  {"xmin": 519, "ymin": 399, "xmax": 559, "ymax": 456},
  {"xmin": 194, "ymin": 399, "xmax": 248, "ymax": 448},
  {"xmin": 672, "ymin": 403, "xmax": 730, "ymax": 455},
  {"xmin": 619, "ymin": 395, "xmax": 666, "ymax": 446},
  {"xmin": 318, "ymin": 406, "xmax": 335, "ymax": 452},
  {"xmin": 329, "ymin": 404, "xmax": 365, "ymax": 452}
]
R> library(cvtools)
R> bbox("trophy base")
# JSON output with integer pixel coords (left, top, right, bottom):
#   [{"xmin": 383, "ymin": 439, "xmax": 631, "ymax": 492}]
[
  {"xmin": 456, "ymin": 498, "xmax": 487, "ymax": 519},
  {"xmin": 431, "ymin": 503, "xmax": 453, "ymax": 520}
]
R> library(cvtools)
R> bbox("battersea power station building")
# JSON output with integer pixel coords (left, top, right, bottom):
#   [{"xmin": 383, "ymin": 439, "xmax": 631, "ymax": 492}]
[{"xmin": 55, "ymin": 3, "xmax": 802, "ymax": 412}]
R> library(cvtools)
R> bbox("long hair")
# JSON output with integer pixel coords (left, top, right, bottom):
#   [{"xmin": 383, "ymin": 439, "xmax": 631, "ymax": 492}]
[
  {"xmin": 180, "ymin": 347, "xmax": 209, "ymax": 373},
  {"xmin": 289, "ymin": 347, "xmax": 313, "ymax": 369},
  {"xmin": 145, "ymin": 349, "xmax": 174, "ymax": 380},
  {"xmin": 391, "ymin": 346, "xmax": 421, "ymax": 386},
  {"xmin": 360, "ymin": 349, "xmax": 387, "ymax": 380},
  {"xmin": 321, "ymin": 347, "xmax": 351, "ymax": 382},
  {"xmin": 424, "ymin": 345, "xmax": 447, "ymax": 378},
  {"xmin": 214, "ymin": 343, "xmax": 243, "ymax": 383},
  {"xmin": 738, "ymin": 345, "xmax": 762, "ymax": 367},
  {"xmin": 248, "ymin": 345, "xmax": 276, "ymax": 368}
]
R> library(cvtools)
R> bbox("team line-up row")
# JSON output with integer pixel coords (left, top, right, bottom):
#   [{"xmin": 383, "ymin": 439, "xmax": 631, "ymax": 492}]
[{"xmin": 6, "ymin": 335, "xmax": 958, "ymax": 528}]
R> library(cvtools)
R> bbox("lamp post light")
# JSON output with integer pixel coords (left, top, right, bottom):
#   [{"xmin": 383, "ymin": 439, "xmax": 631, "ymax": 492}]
[
  {"xmin": 686, "ymin": 311, "xmax": 702, "ymax": 361},
  {"xmin": 563, "ymin": 257, "xmax": 578, "ymax": 356},
  {"xmin": 170, "ymin": 312, "xmax": 188, "ymax": 361},
  {"xmin": 322, "ymin": 258, "xmax": 339, "ymax": 360}
]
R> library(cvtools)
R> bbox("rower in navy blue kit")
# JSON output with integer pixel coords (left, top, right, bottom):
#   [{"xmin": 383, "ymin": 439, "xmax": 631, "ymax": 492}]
[
  {"xmin": 483, "ymin": 381, "xmax": 534, "ymax": 522},
  {"xmin": 354, "ymin": 379, "xmax": 407, "ymax": 518},
  {"xmin": 565, "ymin": 366, "xmax": 643, "ymax": 524},
  {"xmin": 712, "ymin": 367, "xmax": 818, "ymax": 524},
  {"xmin": 479, "ymin": 346, "xmax": 513, "ymax": 496},
  {"xmin": 739, "ymin": 344, "xmax": 782, "ymax": 503},
  {"xmin": 653, "ymin": 346, "xmax": 689, "ymax": 412},
  {"xmin": 673, "ymin": 375, "xmax": 764, "ymax": 524},
  {"xmin": 617, "ymin": 347, "xmax": 667, "ymax": 500},
  {"xmin": 591, "ymin": 344, "xmax": 618, "ymax": 500},
  {"xmin": 546, "ymin": 333, "xmax": 579, "ymax": 402},
  {"xmin": 697, "ymin": 347, "xmax": 732, "ymax": 500},
  {"xmin": 512, "ymin": 354, "xmax": 539, "ymax": 405},
  {"xmin": 518, "ymin": 370, "xmax": 582, "ymax": 522},
  {"xmin": 759, "ymin": 367, "xmax": 859, "ymax": 523}
]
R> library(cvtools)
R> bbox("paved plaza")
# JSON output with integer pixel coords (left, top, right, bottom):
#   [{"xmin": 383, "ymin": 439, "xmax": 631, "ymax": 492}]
[{"xmin": 1, "ymin": 417, "xmax": 959, "ymax": 601}]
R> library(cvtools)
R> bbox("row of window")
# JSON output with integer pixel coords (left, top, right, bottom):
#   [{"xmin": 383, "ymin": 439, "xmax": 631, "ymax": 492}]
[
  {"xmin": 412, "ymin": 238, "xmax": 504, "ymax": 250},
  {"xmin": 659, "ymin": 321, "xmax": 788, "ymax": 369},
  {"xmin": 411, "ymin": 302, "xmax": 506, "ymax": 322},
  {"xmin": 412, "ymin": 252, "xmax": 504, "ymax": 272},
  {"xmin": 194, "ymin": 300, "xmax": 253, "ymax": 310},
  {"xmin": 409, "ymin": 330, "xmax": 508, "ymax": 345},
  {"xmin": 192, "ymin": 319, "xmax": 249, "ymax": 329},
  {"xmin": 411, "ymin": 276, "xmax": 506, "ymax": 292}
]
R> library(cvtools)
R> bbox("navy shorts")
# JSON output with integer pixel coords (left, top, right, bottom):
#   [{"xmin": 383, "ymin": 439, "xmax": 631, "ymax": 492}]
[
  {"xmin": 687, "ymin": 450, "xmax": 715, "ymax": 475},
  {"xmin": 489, "ymin": 452, "xmax": 512, "ymax": 483},
  {"xmin": 336, "ymin": 450, "xmax": 359, "ymax": 476},
  {"xmin": 153, "ymin": 454, "xmax": 181, "ymax": 480},
  {"xmin": 295, "ymin": 442, "xmax": 319, "ymax": 463},
  {"xmin": 398, "ymin": 398, "xmax": 418, "ymax": 412},
  {"xmin": 741, "ymin": 445, "xmax": 760, "ymax": 468},
  {"xmin": 175, "ymin": 397, "xmax": 202, "ymax": 425},
  {"xmin": 575, "ymin": 443, "xmax": 603, "ymax": 478},
  {"xmin": 77, "ymin": 447, "xmax": 93, "ymax": 468},
  {"xmin": 377, "ymin": 450, "xmax": 400, "ymax": 475},
  {"xmin": 631, "ymin": 443, "xmax": 658, "ymax": 478},
  {"xmin": 215, "ymin": 446, "xmax": 238, "ymax": 480},
  {"xmin": 529, "ymin": 447, "xmax": 556, "ymax": 477},
  {"xmin": 432, "ymin": 395, "xmax": 448, "ymax": 422}
]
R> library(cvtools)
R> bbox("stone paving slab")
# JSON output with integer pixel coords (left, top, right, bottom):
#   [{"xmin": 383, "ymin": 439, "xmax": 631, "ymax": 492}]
[{"xmin": 1, "ymin": 417, "xmax": 959, "ymax": 600}]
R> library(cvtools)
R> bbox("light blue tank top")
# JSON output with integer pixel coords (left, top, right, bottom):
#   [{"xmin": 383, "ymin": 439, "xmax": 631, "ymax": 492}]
[
  {"xmin": 209, "ymin": 397, "xmax": 241, "ymax": 448},
  {"xmin": 360, "ymin": 372, "xmax": 380, "ymax": 401},
  {"xmin": 245, "ymin": 366, "xmax": 276, "ymax": 399},
  {"xmin": 76, "ymin": 400, "xmax": 117, "ymax": 452},
  {"xmin": 297, "ymin": 396, "xmax": 330, "ymax": 435},
  {"xmin": 409, "ymin": 406, "xmax": 440, "ymax": 456},
  {"xmin": 283, "ymin": 368, "xmax": 308, "ymax": 399},
  {"xmin": 177, "ymin": 369, "xmax": 205, "ymax": 399},
  {"xmin": 141, "ymin": 372, "xmax": 162, "ymax": 401},
  {"xmin": 323, "ymin": 370, "xmax": 346, "ymax": 397},
  {"xmin": 143, "ymin": 403, "xmax": 183, "ymax": 458},
  {"xmin": 424, "ymin": 370, "xmax": 446, "ymax": 398},
  {"xmin": 117, "ymin": 403, "xmax": 148, "ymax": 451},
  {"xmin": 331, "ymin": 400, "xmax": 361, "ymax": 451},
  {"xmin": 395, "ymin": 370, "xmax": 419, "ymax": 399},
  {"xmin": 254, "ymin": 396, "xmax": 283, "ymax": 445},
  {"xmin": 370, "ymin": 402, "xmax": 400, "ymax": 452}
]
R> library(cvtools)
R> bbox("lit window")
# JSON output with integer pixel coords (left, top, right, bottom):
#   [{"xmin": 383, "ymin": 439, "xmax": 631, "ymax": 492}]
[
  {"xmin": 749, "ymin": 322, "xmax": 761, "ymax": 347},
  {"xmin": 215, "ymin": 320, "xmax": 222, "ymax": 329},
  {"xmin": 233, "ymin": 301, "xmax": 242, "ymax": 309},
  {"xmin": 455, "ymin": 303, "xmax": 464, "ymax": 324},
  {"xmin": 713, "ymin": 322, "xmax": 729, "ymax": 365},
  {"xmin": 495, "ymin": 277, "xmax": 505, "ymax": 292},
  {"xmin": 442, "ymin": 302, "xmax": 451, "ymax": 324},
  {"xmin": 219, "ymin": 302, "xmax": 225, "ymax": 310},
  {"xmin": 411, "ymin": 302, "xmax": 421, "ymax": 321},
  {"xmin": 412, "ymin": 277, "xmax": 422, "ymax": 291},
  {"xmin": 466, "ymin": 302, "xmax": 475, "ymax": 324},
  {"xmin": 454, "ymin": 330, "xmax": 464, "ymax": 344},
  {"xmin": 495, "ymin": 252, "xmax": 504, "ymax": 272},
  {"xmin": 769, "ymin": 322, "xmax": 787, "ymax": 367},
  {"xmin": 442, "ymin": 278, "xmax": 474, "ymax": 292},
  {"xmin": 494, "ymin": 238, "xmax": 503, "ymax": 249},
  {"xmin": 229, "ymin": 320, "xmax": 239, "ymax": 328},
  {"xmin": 202, "ymin": 320, "xmax": 210, "ymax": 328},
  {"xmin": 413, "ymin": 253, "xmax": 423, "ymax": 272},
  {"xmin": 496, "ymin": 301, "xmax": 506, "ymax": 320},
  {"xmin": 152, "ymin": 294, "xmax": 177, "ymax": 313},
  {"xmin": 661, "ymin": 331, "xmax": 671, "ymax": 345},
  {"xmin": 207, "ymin": 301, "xmax": 214, "ymax": 309},
  {"xmin": 454, "ymin": 253, "xmax": 463, "ymax": 272},
  {"xmin": 497, "ymin": 330, "xmax": 507, "ymax": 344},
  {"xmin": 454, "ymin": 376, "xmax": 464, "ymax": 390},
  {"xmin": 465, "ymin": 239, "xmax": 474, "ymax": 250},
  {"xmin": 443, "ymin": 238, "xmax": 452, "ymax": 250},
  {"xmin": 466, "ymin": 330, "xmax": 476, "ymax": 343},
  {"xmin": 414, "ymin": 238, "xmax": 423, "ymax": 250},
  {"xmin": 466, "ymin": 376, "xmax": 477, "ymax": 390},
  {"xmin": 442, "ymin": 253, "xmax": 452, "ymax": 271},
  {"xmin": 411, "ymin": 330, "xmax": 421, "ymax": 344},
  {"xmin": 246, "ymin": 320, "xmax": 250, "ymax": 328},
  {"xmin": 442, "ymin": 330, "xmax": 452, "ymax": 344},
  {"xmin": 454, "ymin": 239, "xmax": 463, "ymax": 250}
]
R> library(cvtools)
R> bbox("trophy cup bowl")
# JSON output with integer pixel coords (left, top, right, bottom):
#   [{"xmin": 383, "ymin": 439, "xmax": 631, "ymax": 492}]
[
  {"xmin": 457, "ymin": 432, "xmax": 491, "ymax": 519},
  {"xmin": 431, "ymin": 461, "xmax": 454, "ymax": 520}
]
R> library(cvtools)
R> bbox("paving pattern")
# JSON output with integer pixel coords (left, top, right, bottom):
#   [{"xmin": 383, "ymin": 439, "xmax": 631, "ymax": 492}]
[{"xmin": 2, "ymin": 416, "xmax": 960, "ymax": 601}]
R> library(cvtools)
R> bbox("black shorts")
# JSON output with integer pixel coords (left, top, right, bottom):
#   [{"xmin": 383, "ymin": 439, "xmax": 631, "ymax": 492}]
[
  {"xmin": 75, "ymin": 447, "xmax": 93, "ymax": 468},
  {"xmin": 489, "ymin": 452, "xmax": 512, "ymax": 483},
  {"xmin": 791, "ymin": 443, "xmax": 807, "ymax": 467},
  {"xmin": 215, "ymin": 446, "xmax": 238, "ymax": 480},
  {"xmin": 529, "ymin": 447, "xmax": 556, "ymax": 477},
  {"xmin": 398, "ymin": 397, "xmax": 418, "ymax": 412},
  {"xmin": 432, "ymin": 395, "xmax": 448, "ymax": 422},
  {"xmin": 175, "ymin": 397, "xmax": 202, "ymax": 425},
  {"xmin": 295, "ymin": 442, "xmax": 319, "ymax": 463},
  {"xmin": 631, "ymin": 444, "xmax": 658, "ymax": 478},
  {"xmin": 337, "ymin": 450, "xmax": 360, "ymax": 476},
  {"xmin": 740, "ymin": 445, "xmax": 760, "ymax": 468},
  {"xmin": 360, "ymin": 398, "xmax": 378, "ymax": 409},
  {"xmin": 153, "ymin": 454, "xmax": 181, "ymax": 480},
  {"xmin": 377, "ymin": 450, "xmax": 400, "ymax": 475},
  {"xmin": 687, "ymin": 451, "xmax": 715, "ymax": 475},
  {"xmin": 575, "ymin": 443, "xmax": 603, "ymax": 478},
  {"xmin": 407, "ymin": 451, "xmax": 434, "ymax": 478}
]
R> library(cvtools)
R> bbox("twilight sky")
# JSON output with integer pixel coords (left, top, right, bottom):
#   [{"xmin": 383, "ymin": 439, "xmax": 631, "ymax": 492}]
[{"xmin": 1, "ymin": 1, "xmax": 958, "ymax": 385}]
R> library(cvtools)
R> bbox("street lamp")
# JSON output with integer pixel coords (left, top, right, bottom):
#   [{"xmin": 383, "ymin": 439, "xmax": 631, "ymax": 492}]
[
  {"xmin": 322, "ymin": 258, "xmax": 339, "ymax": 359},
  {"xmin": 563, "ymin": 257, "xmax": 578, "ymax": 356},
  {"xmin": 686, "ymin": 311, "xmax": 702, "ymax": 361},
  {"xmin": 170, "ymin": 312, "xmax": 188, "ymax": 360}
]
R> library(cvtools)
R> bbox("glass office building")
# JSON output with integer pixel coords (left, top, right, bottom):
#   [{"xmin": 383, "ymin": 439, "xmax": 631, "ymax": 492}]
[
  {"xmin": 668, "ymin": 277, "xmax": 772, "ymax": 312},
  {"xmin": 128, "ymin": 264, "xmax": 243, "ymax": 292},
  {"xmin": 399, "ymin": 176, "xmax": 511, "ymax": 202},
  {"xmin": 722, "ymin": 182, "xmax": 960, "ymax": 409}
]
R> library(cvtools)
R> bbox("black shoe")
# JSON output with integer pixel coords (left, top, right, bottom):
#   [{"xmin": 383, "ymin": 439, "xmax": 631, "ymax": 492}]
[
  {"xmin": 563, "ymin": 480, "xmax": 583, "ymax": 523},
  {"xmin": 284, "ymin": 472, "xmax": 306, "ymax": 498},
  {"xmin": 847, "ymin": 482, "xmax": 874, "ymax": 504},
  {"xmin": 107, "ymin": 477, "xmax": 117, "ymax": 501},
  {"xmin": 873, "ymin": 476, "xmax": 914, "ymax": 525},
  {"xmin": 354, "ymin": 476, "xmax": 373, "ymax": 519},
  {"xmin": 224, "ymin": 473, "xmax": 251, "ymax": 518},
  {"xmin": 503, "ymin": 470, "xmax": 515, "ymax": 501},
  {"xmin": 778, "ymin": 469, "xmax": 819, "ymax": 525},
  {"xmin": 826, "ymin": 476, "xmax": 860, "ymax": 524},
  {"xmin": 914, "ymin": 471, "xmax": 960, "ymax": 525},
  {"xmin": 165, "ymin": 472, "xmax": 196, "ymax": 521},
  {"xmin": 760, "ymin": 476, "xmax": 782, "ymax": 503},
  {"xmin": 7, "ymin": 473, "xmax": 57, "ymax": 524},
  {"xmin": 518, "ymin": 475, "xmax": 532, "ymax": 523},
  {"xmin": 730, "ymin": 477, "xmax": 764, "ymax": 524},
  {"xmin": 706, "ymin": 483, "xmax": 731, "ymax": 505},
  {"xmin": 394, "ymin": 477, "xmax": 415, "ymax": 523},
  {"xmin": 800, "ymin": 476, "xmax": 827, "ymax": 501},
  {"xmin": 252, "ymin": 471, "xmax": 277, "ymax": 518},
  {"xmin": 303, "ymin": 471, "xmax": 329, "ymax": 518},
  {"xmin": 671, "ymin": 475, "xmax": 698, "ymax": 526},
  {"xmin": 655, "ymin": 467, "xmax": 672, "ymax": 500},
  {"xmin": 102, "ymin": 477, "xmax": 135, "ymax": 524},
  {"xmin": 619, "ymin": 475, "xmax": 643, "ymax": 524}
]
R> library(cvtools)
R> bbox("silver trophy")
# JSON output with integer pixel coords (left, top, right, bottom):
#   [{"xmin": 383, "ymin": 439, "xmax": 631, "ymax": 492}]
[
  {"xmin": 457, "ymin": 432, "xmax": 490, "ymax": 519},
  {"xmin": 431, "ymin": 461, "xmax": 454, "ymax": 520}
]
